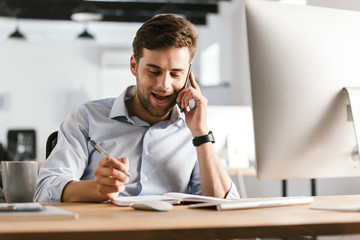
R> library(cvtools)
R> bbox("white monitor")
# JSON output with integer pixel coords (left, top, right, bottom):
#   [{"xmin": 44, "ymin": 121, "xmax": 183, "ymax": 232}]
[{"xmin": 246, "ymin": 0, "xmax": 360, "ymax": 180}]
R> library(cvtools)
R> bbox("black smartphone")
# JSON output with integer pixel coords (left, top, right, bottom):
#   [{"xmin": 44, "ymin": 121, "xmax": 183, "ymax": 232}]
[{"xmin": 177, "ymin": 63, "xmax": 192, "ymax": 112}]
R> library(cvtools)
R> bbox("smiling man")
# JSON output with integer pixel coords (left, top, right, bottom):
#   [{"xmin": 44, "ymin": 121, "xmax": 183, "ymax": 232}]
[{"xmin": 35, "ymin": 14, "xmax": 239, "ymax": 202}]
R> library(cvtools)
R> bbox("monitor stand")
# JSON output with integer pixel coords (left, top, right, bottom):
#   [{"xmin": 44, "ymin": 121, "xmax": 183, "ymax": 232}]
[{"xmin": 343, "ymin": 87, "xmax": 360, "ymax": 163}]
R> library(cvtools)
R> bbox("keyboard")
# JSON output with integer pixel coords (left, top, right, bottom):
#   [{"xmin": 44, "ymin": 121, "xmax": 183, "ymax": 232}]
[{"xmin": 188, "ymin": 196, "xmax": 314, "ymax": 211}]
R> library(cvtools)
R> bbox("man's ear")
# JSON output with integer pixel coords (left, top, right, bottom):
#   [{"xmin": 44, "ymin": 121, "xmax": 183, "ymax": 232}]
[{"xmin": 130, "ymin": 55, "xmax": 137, "ymax": 76}]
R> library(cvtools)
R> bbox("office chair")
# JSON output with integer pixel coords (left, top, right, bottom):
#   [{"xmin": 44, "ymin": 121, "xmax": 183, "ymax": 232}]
[
  {"xmin": 46, "ymin": 131, "xmax": 58, "ymax": 159},
  {"xmin": 0, "ymin": 143, "xmax": 8, "ymax": 161}
]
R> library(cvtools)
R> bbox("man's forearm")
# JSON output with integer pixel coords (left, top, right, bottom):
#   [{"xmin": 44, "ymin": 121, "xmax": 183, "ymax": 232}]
[
  {"xmin": 195, "ymin": 142, "xmax": 232, "ymax": 198},
  {"xmin": 62, "ymin": 180, "xmax": 107, "ymax": 202}
]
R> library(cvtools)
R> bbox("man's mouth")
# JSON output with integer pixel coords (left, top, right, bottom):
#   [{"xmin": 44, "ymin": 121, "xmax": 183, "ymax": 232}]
[{"xmin": 151, "ymin": 92, "xmax": 172, "ymax": 104}]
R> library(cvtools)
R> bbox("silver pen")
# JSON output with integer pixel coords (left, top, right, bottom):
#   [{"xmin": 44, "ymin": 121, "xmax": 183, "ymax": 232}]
[{"xmin": 88, "ymin": 137, "xmax": 130, "ymax": 178}]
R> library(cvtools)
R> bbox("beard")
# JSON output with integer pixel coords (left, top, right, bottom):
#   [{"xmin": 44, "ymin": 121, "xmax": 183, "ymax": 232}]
[{"xmin": 136, "ymin": 84, "xmax": 177, "ymax": 118}]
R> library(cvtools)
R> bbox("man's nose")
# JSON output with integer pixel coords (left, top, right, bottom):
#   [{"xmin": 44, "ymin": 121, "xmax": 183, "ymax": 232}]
[{"xmin": 158, "ymin": 72, "xmax": 172, "ymax": 90}]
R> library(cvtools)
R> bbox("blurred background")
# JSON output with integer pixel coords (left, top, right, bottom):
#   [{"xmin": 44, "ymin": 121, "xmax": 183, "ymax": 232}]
[{"xmin": 1, "ymin": 0, "xmax": 360, "ymax": 198}]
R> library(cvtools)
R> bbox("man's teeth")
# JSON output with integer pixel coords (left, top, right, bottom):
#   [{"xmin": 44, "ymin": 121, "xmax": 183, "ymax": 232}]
[{"xmin": 153, "ymin": 93, "xmax": 169, "ymax": 100}]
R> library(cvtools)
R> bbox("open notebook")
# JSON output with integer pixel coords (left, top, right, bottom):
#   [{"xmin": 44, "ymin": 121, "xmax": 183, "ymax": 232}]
[
  {"xmin": 110, "ymin": 192, "xmax": 231, "ymax": 207},
  {"xmin": 110, "ymin": 193, "xmax": 314, "ymax": 211},
  {"xmin": 189, "ymin": 196, "xmax": 314, "ymax": 211}
]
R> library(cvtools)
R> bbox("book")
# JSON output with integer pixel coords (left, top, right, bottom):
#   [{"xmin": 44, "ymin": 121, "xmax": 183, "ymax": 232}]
[{"xmin": 110, "ymin": 192, "xmax": 231, "ymax": 207}]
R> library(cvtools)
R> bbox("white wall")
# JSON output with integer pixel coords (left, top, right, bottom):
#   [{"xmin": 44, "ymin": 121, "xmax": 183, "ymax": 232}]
[
  {"xmin": 197, "ymin": 0, "xmax": 252, "ymax": 106},
  {"xmin": 0, "ymin": 21, "xmax": 141, "ymax": 161},
  {"xmin": 0, "ymin": 42, "xmax": 98, "ymax": 161},
  {"xmin": 0, "ymin": 12, "xmax": 245, "ymax": 161}
]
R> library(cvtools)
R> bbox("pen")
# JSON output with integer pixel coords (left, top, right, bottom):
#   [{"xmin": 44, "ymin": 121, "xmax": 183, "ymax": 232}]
[{"xmin": 88, "ymin": 137, "xmax": 130, "ymax": 178}]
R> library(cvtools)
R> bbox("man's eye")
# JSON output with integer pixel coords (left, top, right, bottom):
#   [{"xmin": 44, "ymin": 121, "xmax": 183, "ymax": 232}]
[
  {"xmin": 149, "ymin": 71, "xmax": 160, "ymax": 76},
  {"xmin": 171, "ymin": 73, "xmax": 180, "ymax": 77}
]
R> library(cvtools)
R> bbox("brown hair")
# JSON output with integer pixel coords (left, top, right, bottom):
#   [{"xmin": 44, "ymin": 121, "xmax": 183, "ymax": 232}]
[{"xmin": 132, "ymin": 14, "xmax": 198, "ymax": 62}]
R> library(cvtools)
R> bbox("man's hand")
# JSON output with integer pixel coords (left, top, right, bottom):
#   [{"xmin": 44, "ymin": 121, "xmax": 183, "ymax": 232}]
[
  {"xmin": 176, "ymin": 72, "xmax": 208, "ymax": 137},
  {"xmin": 94, "ymin": 156, "xmax": 130, "ymax": 200}
]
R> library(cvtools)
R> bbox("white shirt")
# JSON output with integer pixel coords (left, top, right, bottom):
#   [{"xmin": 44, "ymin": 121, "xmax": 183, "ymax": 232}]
[{"xmin": 35, "ymin": 86, "xmax": 239, "ymax": 202}]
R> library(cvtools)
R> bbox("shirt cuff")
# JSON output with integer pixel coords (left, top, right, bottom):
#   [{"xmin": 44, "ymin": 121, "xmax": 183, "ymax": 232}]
[
  {"xmin": 225, "ymin": 181, "xmax": 240, "ymax": 199},
  {"xmin": 35, "ymin": 176, "xmax": 75, "ymax": 202}
]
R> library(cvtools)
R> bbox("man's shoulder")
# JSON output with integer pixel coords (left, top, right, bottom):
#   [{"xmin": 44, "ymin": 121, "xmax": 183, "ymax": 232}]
[
  {"xmin": 84, "ymin": 98, "xmax": 116, "ymax": 109},
  {"xmin": 69, "ymin": 98, "xmax": 117, "ymax": 119}
]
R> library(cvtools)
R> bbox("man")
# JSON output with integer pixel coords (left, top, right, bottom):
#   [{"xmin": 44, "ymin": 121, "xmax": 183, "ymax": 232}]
[{"xmin": 35, "ymin": 14, "xmax": 239, "ymax": 202}]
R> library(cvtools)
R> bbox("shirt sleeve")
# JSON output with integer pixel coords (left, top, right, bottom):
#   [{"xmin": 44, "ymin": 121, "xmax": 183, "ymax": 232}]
[
  {"xmin": 224, "ymin": 181, "xmax": 240, "ymax": 199},
  {"xmin": 188, "ymin": 161, "xmax": 202, "ymax": 195},
  {"xmin": 34, "ymin": 107, "xmax": 90, "ymax": 202}
]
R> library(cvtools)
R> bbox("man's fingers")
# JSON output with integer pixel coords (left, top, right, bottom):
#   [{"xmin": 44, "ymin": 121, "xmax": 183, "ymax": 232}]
[
  {"xmin": 189, "ymin": 72, "xmax": 199, "ymax": 89},
  {"xmin": 96, "ymin": 175, "xmax": 128, "ymax": 188},
  {"xmin": 98, "ymin": 157, "xmax": 129, "ymax": 176},
  {"xmin": 97, "ymin": 184, "xmax": 126, "ymax": 198},
  {"xmin": 95, "ymin": 165, "xmax": 129, "ymax": 181},
  {"xmin": 118, "ymin": 157, "xmax": 129, "ymax": 172}
]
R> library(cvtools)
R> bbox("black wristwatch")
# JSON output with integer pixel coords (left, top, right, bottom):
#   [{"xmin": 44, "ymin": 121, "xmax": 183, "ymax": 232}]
[{"xmin": 192, "ymin": 131, "xmax": 215, "ymax": 147}]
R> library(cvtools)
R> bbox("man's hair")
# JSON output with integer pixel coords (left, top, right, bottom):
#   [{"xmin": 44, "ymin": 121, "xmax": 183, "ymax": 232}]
[{"xmin": 132, "ymin": 14, "xmax": 198, "ymax": 62}]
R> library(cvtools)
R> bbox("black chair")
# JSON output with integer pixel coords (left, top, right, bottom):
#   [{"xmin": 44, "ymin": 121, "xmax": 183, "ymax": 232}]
[
  {"xmin": 46, "ymin": 131, "xmax": 58, "ymax": 159},
  {"xmin": 0, "ymin": 143, "xmax": 8, "ymax": 161}
]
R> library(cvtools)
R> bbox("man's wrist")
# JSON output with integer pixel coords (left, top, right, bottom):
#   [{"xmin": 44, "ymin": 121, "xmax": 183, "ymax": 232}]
[{"xmin": 191, "ymin": 129, "xmax": 208, "ymax": 137}]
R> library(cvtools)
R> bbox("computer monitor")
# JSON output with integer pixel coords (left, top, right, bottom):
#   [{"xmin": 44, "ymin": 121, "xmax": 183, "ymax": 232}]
[
  {"xmin": 7, "ymin": 129, "xmax": 37, "ymax": 161},
  {"xmin": 246, "ymin": 0, "xmax": 360, "ymax": 180}
]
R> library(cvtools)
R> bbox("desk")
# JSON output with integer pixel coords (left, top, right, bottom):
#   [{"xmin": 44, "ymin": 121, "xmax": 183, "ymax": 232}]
[{"xmin": 2, "ymin": 195, "xmax": 360, "ymax": 240}]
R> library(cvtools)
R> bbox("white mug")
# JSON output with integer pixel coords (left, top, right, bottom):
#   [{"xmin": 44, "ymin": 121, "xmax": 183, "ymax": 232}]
[{"xmin": 1, "ymin": 161, "xmax": 38, "ymax": 203}]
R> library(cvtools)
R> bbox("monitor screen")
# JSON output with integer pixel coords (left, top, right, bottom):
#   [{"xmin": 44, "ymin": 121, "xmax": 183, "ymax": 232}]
[
  {"xmin": 7, "ymin": 129, "xmax": 36, "ymax": 161},
  {"xmin": 246, "ymin": 0, "xmax": 360, "ymax": 180}
]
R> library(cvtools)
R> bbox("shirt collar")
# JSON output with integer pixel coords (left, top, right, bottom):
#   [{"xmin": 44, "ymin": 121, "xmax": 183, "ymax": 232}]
[
  {"xmin": 109, "ymin": 85, "xmax": 135, "ymax": 120},
  {"xmin": 109, "ymin": 85, "xmax": 186, "ymax": 126}
]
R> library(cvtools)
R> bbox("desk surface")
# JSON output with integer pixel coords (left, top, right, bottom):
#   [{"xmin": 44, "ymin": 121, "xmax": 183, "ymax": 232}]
[{"xmin": 2, "ymin": 195, "xmax": 360, "ymax": 240}]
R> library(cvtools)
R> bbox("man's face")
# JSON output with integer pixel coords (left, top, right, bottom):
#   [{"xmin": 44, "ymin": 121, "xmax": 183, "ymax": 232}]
[{"xmin": 130, "ymin": 47, "xmax": 191, "ymax": 118}]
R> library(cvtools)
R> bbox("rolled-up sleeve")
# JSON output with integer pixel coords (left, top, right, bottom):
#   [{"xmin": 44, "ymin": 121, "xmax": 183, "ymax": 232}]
[
  {"xmin": 225, "ymin": 182, "xmax": 240, "ymax": 199},
  {"xmin": 34, "ymin": 107, "xmax": 90, "ymax": 202}
]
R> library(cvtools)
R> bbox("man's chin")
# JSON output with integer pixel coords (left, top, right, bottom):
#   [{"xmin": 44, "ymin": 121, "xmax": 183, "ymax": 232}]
[{"xmin": 148, "ymin": 104, "xmax": 175, "ymax": 118}]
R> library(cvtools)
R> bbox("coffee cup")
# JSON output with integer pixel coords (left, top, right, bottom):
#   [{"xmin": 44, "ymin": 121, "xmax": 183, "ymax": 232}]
[{"xmin": 1, "ymin": 161, "xmax": 38, "ymax": 203}]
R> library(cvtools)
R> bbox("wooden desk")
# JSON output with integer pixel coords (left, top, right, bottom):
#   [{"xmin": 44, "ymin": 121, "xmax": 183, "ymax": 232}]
[{"xmin": 2, "ymin": 195, "xmax": 360, "ymax": 240}]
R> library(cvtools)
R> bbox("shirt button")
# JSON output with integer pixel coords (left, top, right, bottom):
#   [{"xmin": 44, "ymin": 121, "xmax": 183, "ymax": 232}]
[{"xmin": 144, "ymin": 176, "xmax": 148, "ymax": 181}]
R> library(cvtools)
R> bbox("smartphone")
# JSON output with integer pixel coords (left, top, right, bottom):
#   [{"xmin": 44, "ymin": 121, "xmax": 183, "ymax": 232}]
[{"xmin": 177, "ymin": 63, "xmax": 192, "ymax": 112}]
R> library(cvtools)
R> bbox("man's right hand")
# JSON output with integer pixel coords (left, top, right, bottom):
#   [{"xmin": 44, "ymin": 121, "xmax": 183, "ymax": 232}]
[{"xmin": 94, "ymin": 156, "xmax": 130, "ymax": 200}]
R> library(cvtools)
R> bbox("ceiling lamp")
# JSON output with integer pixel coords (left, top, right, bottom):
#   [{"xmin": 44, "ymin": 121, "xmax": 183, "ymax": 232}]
[
  {"xmin": 77, "ymin": 24, "xmax": 95, "ymax": 40},
  {"xmin": 8, "ymin": 23, "xmax": 25, "ymax": 40},
  {"xmin": 71, "ymin": 2, "xmax": 103, "ymax": 22}
]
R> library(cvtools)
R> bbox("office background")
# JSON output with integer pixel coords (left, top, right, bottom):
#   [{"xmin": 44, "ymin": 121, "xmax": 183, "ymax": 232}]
[{"xmin": 1, "ymin": 0, "xmax": 360, "ymax": 198}]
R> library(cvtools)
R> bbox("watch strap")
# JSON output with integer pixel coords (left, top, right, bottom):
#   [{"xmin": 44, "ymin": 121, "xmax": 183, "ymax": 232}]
[{"xmin": 192, "ymin": 131, "xmax": 215, "ymax": 147}]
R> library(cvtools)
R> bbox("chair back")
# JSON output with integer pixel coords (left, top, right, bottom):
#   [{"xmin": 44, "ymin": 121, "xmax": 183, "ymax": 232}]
[{"xmin": 46, "ymin": 131, "xmax": 58, "ymax": 159}]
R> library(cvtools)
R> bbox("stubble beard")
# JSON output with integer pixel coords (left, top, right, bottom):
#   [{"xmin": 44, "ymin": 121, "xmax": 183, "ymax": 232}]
[{"xmin": 137, "ymin": 85, "xmax": 177, "ymax": 118}]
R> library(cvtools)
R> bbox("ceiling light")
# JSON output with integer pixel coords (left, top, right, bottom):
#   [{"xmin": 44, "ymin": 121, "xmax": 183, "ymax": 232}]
[
  {"xmin": 78, "ymin": 28, "xmax": 95, "ymax": 40},
  {"xmin": 77, "ymin": 23, "xmax": 95, "ymax": 40},
  {"xmin": 71, "ymin": 2, "xmax": 103, "ymax": 22},
  {"xmin": 8, "ymin": 25, "xmax": 25, "ymax": 40}
]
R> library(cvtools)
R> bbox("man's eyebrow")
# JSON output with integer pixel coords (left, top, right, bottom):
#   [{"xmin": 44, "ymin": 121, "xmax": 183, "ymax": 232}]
[
  {"xmin": 146, "ymin": 63, "xmax": 185, "ymax": 72},
  {"xmin": 146, "ymin": 64, "xmax": 161, "ymax": 69}
]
